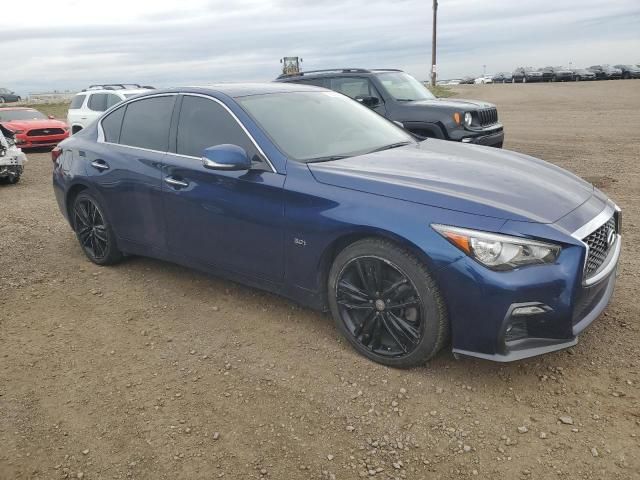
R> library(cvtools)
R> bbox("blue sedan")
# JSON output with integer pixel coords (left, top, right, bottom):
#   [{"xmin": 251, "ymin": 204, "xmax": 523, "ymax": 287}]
[{"xmin": 52, "ymin": 83, "xmax": 621, "ymax": 367}]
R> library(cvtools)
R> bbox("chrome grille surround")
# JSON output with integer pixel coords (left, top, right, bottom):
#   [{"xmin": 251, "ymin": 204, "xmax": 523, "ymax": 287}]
[
  {"xmin": 572, "ymin": 203, "xmax": 622, "ymax": 286},
  {"xmin": 583, "ymin": 216, "xmax": 616, "ymax": 277}
]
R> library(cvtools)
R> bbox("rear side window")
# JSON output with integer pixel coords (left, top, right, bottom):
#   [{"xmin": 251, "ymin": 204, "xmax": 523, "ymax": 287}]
[
  {"xmin": 119, "ymin": 96, "xmax": 175, "ymax": 151},
  {"xmin": 70, "ymin": 95, "xmax": 86, "ymax": 109},
  {"xmin": 88, "ymin": 93, "xmax": 108, "ymax": 112},
  {"xmin": 106, "ymin": 94, "xmax": 122, "ymax": 109},
  {"xmin": 101, "ymin": 106, "xmax": 125, "ymax": 143},
  {"xmin": 176, "ymin": 96, "xmax": 257, "ymax": 159}
]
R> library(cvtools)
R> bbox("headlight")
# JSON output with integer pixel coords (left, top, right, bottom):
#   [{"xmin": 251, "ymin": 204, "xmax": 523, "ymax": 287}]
[
  {"xmin": 464, "ymin": 112, "xmax": 472, "ymax": 127},
  {"xmin": 432, "ymin": 224, "xmax": 561, "ymax": 270}
]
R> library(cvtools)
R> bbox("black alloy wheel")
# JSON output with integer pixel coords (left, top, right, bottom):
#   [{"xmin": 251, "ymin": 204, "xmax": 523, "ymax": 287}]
[
  {"xmin": 328, "ymin": 239, "xmax": 448, "ymax": 368},
  {"xmin": 72, "ymin": 192, "xmax": 122, "ymax": 265}
]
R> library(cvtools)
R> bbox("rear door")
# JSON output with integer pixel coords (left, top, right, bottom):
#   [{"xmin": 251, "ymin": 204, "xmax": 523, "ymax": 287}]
[
  {"xmin": 88, "ymin": 94, "xmax": 176, "ymax": 250},
  {"xmin": 161, "ymin": 94, "xmax": 286, "ymax": 282}
]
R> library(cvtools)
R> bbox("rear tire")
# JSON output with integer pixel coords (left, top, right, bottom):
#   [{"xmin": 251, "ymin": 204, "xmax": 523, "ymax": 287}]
[
  {"xmin": 72, "ymin": 192, "xmax": 122, "ymax": 265},
  {"xmin": 328, "ymin": 238, "xmax": 449, "ymax": 368}
]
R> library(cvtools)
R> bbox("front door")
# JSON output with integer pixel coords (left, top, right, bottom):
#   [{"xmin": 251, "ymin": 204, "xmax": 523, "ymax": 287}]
[{"xmin": 162, "ymin": 94, "xmax": 286, "ymax": 282}]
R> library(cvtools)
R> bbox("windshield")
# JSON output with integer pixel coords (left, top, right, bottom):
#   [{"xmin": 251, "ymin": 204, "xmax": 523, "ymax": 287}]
[
  {"xmin": 237, "ymin": 91, "xmax": 414, "ymax": 162},
  {"xmin": 0, "ymin": 109, "xmax": 47, "ymax": 121},
  {"xmin": 376, "ymin": 72, "xmax": 435, "ymax": 101},
  {"xmin": 0, "ymin": 88, "xmax": 10, "ymax": 94}
]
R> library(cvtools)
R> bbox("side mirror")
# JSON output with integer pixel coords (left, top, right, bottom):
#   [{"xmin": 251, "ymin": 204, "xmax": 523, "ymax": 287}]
[
  {"xmin": 48, "ymin": 115, "xmax": 55, "ymax": 119},
  {"xmin": 202, "ymin": 144, "xmax": 251, "ymax": 171},
  {"xmin": 356, "ymin": 96, "xmax": 380, "ymax": 108}
]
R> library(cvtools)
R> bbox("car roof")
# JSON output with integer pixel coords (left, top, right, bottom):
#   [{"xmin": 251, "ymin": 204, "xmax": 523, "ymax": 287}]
[
  {"xmin": 139, "ymin": 83, "xmax": 327, "ymax": 98},
  {"xmin": 276, "ymin": 68, "xmax": 404, "ymax": 81},
  {"xmin": 76, "ymin": 89, "xmax": 148, "ymax": 96}
]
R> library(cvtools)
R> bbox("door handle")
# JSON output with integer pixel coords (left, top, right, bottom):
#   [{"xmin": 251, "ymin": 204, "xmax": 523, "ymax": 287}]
[
  {"xmin": 91, "ymin": 159, "xmax": 109, "ymax": 171},
  {"xmin": 164, "ymin": 176, "xmax": 189, "ymax": 188}
]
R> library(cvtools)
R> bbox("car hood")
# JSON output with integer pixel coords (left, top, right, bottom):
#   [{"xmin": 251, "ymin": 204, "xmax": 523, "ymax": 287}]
[
  {"xmin": 1, "ymin": 119, "xmax": 67, "ymax": 131},
  {"xmin": 405, "ymin": 98, "xmax": 495, "ymax": 111},
  {"xmin": 308, "ymin": 140, "xmax": 594, "ymax": 224}
]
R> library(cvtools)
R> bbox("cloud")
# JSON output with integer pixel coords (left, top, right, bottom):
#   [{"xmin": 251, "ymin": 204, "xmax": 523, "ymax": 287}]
[{"xmin": 2, "ymin": 0, "xmax": 639, "ymax": 94}]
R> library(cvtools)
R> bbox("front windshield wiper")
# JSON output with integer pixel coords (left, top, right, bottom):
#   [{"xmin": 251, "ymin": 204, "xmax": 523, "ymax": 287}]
[
  {"xmin": 368, "ymin": 141, "xmax": 414, "ymax": 153},
  {"xmin": 395, "ymin": 98, "xmax": 415, "ymax": 102},
  {"xmin": 306, "ymin": 154, "xmax": 351, "ymax": 163}
]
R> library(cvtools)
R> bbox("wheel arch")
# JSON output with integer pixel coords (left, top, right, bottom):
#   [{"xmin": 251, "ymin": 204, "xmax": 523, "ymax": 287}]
[{"xmin": 65, "ymin": 183, "xmax": 89, "ymax": 222}]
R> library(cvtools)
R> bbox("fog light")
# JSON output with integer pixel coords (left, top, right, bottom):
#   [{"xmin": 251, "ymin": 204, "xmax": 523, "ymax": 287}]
[
  {"xmin": 505, "ymin": 318, "xmax": 528, "ymax": 342},
  {"xmin": 461, "ymin": 137, "xmax": 473, "ymax": 143},
  {"xmin": 512, "ymin": 305, "xmax": 547, "ymax": 316}
]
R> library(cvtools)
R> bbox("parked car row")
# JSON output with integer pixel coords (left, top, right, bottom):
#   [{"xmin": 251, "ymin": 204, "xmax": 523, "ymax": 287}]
[{"xmin": 507, "ymin": 64, "xmax": 639, "ymax": 83}]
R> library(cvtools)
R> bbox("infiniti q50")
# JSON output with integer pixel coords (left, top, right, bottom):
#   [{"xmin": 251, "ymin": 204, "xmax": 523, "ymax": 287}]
[{"xmin": 52, "ymin": 84, "xmax": 621, "ymax": 367}]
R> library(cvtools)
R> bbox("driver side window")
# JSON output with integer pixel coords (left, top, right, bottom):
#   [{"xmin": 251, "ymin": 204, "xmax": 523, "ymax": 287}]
[{"xmin": 176, "ymin": 96, "xmax": 261, "ymax": 163}]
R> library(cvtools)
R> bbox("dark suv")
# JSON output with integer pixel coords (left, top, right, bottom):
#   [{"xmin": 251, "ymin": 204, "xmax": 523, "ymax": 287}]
[{"xmin": 276, "ymin": 69, "xmax": 504, "ymax": 148}]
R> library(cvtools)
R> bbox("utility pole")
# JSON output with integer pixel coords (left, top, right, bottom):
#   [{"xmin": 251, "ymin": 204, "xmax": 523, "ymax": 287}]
[{"xmin": 431, "ymin": 0, "xmax": 438, "ymax": 86}]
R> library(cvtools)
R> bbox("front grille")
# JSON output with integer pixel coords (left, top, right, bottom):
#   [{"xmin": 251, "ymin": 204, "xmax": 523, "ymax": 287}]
[
  {"xmin": 27, "ymin": 128, "xmax": 65, "ymax": 137},
  {"xmin": 477, "ymin": 108, "xmax": 498, "ymax": 126},
  {"xmin": 583, "ymin": 216, "xmax": 616, "ymax": 278}
]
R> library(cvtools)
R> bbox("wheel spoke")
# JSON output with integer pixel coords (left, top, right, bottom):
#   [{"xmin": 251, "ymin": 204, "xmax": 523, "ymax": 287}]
[
  {"xmin": 93, "ymin": 225, "xmax": 108, "ymax": 242},
  {"xmin": 368, "ymin": 315, "xmax": 383, "ymax": 351},
  {"xmin": 78, "ymin": 227, "xmax": 92, "ymax": 246},
  {"xmin": 387, "ymin": 311, "xmax": 420, "ymax": 343},
  {"xmin": 337, "ymin": 300, "xmax": 374, "ymax": 311},
  {"xmin": 354, "ymin": 259, "xmax": 374, "ymax": 294},
  {"xmin": 354, "ymin": 310, "xmax": 376, "ymax": 337},
  {"xmin": 338, "ymin": 279, "xmax": 371, "ymax": 303},
  {"xmin": 370, "ymin": 259, "xmax": 383, "ymax": 292},
  {"xmin": 387, "ymin": 298, "xmax": 420, "ymax": 310},
  {"xmin": 381, "ymin": 313, "xmax": 408, "ymax": 353},
  {"xmin": 74, "ymin": 204, "xmax": 90, "ymax": 227},
  {"xmin": 381, "ymin": 278, "xmax": 407, "ymax": 298}
]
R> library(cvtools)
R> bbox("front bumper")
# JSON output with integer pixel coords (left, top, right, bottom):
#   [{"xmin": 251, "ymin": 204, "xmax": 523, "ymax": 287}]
[
  {"xmin": 437, "ymin": 206, "xmax": 621, "ymax": 362},
  {"xmin": 460, "ymin": 127, "xmax": 504, "ymax": 148},
  {"xmin": 16, "ymin": 132, "xmax": 69, "ymax": 149}
]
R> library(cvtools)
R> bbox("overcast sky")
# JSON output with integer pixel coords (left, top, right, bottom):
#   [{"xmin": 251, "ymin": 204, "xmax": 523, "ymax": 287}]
[{"xmin": 2, "ymin": 0, "xmax": 639, "ymax": 94}]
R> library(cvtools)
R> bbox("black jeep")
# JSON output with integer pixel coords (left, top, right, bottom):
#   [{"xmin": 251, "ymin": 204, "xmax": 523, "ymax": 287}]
[{"xmin": 276, "ymin": 69, "xmax": 504, "ymax": 148}]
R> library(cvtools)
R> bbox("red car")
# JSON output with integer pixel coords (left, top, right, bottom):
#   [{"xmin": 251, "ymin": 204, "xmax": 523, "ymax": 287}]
[{"xmin": 0, "ymin": 107, "xmax": 69, "ymax": 149}]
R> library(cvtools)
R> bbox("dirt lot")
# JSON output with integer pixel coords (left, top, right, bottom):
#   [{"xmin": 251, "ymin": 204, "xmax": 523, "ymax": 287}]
[{"xmin": 1, "ymin": 81, "xmax": 639, "ymax": 480}]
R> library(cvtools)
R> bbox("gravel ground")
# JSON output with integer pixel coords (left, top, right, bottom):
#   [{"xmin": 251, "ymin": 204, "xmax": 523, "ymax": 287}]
[{"xmin": 1, "ymin": 80, "xmax": 639, "ymax": 480}]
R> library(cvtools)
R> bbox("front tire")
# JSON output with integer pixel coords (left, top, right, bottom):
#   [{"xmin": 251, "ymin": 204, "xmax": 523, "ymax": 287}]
[
  {"xmin": 328, "ymin": 239, "xmax": 448, "ymax": 368},
  {"xmin": 72, "ymin": 192, "xmax": 122, "ymax": 265}
]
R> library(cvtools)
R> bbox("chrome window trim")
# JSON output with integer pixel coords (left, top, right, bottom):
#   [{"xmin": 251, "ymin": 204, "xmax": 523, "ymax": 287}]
[{"xmin": 97, "ymin": 92, "xmax": 276, "ymax": 173}]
